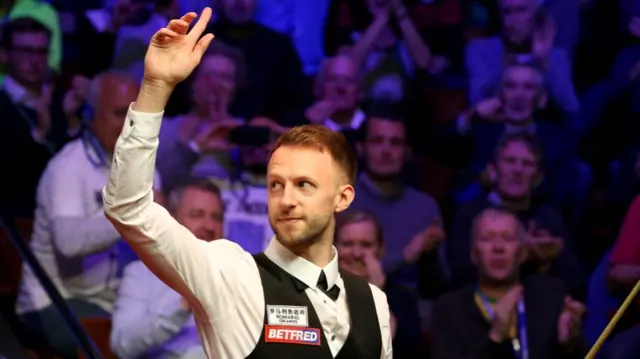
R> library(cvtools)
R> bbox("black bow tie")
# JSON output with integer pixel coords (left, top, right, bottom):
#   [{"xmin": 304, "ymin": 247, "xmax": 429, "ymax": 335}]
[{"xmin": 317, "ymin": 270, "xmax": 340, "ymax": 301}]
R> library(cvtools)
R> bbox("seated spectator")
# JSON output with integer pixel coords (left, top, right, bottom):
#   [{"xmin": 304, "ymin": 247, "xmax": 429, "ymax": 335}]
[
  {"xmin": 0, "ymin": 17, "xmax": 69, "ymax": 216},
  {"xmin": 1, "ymin": 0, "xmax": 62, "ymax": 80},
  {"xmin": 111, "ymin": 179, "xmax": 224, "ymax": 359},
  {"xmin": 304, "ymin": 54, "xmax": 365, "ymax": 130},
  {"xmin": 447, "ymin": 132, "xmax": 586, "ymax": 297},
  {"xmin": 605, "ymin": 195, "xmax": 640, "ymax": 359},
  {"xmin": 216, "ymin": 117, "xmax": 287, "ymax": 254},
  {"xmin": 206, "ymin": 0, "xmax": 312, "ymax": 122},
  {"xmin": 465, "ymin": 0, "xmax": 579, "ymax": 111},
  {"xmin": 342, "ymin": 0, "xmax": 432, "ymax": 105},
  {"xmin": 348, "ymin": 112, "xmax": 448, "ymax": 300},
  {"xmin": 431, "ymin": 207, "xmax": 588, "ymax": 359},
  {"xmin": 335, "ymin": 210, "xmax": 420, "ymax": 359},
  {"xmin": 442, "ymin": 63, "xmax": 616, "ymax": 221},
  {"xmin": 15, "ymin": 71, "xmax": 162, "ymax": 358},
  {"xmin": 157, "ymin": 40, "xmax": 247, "ymax": 188}
]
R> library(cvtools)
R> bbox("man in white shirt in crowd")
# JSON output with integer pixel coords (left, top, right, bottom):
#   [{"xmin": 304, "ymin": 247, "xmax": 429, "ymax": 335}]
[
  {"xmin": 111, "ymin": 178, "xmax": 224, "ymax": 359},
  {"xmin": 16, "ymin": 70, "xmax": 163, "ymax": 359},
  {"xmin": 304, "ymin": 54, "xmax": 366, "ymax": 131},
  {"xmin": 102, "ymin": 8, "xmax": 392, "ymax": 359}
]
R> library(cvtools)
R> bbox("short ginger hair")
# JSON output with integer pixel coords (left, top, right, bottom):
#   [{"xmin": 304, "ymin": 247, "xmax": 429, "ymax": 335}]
[{"xmin": 272, "ymin": 125, "xmax": 358, "ymax": 185}]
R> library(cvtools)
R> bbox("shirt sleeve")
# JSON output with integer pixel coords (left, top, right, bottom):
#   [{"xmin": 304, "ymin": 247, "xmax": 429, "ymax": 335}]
[
  {"xmin": 610, "ymin": 196, "xmax": 640, "ymax": 265},
  {"xmin": 110, "ymin": 261, "xmax": 192, "ymax": 359},
  {"xmin": 369, "ymin": 284, "xmax": 393, "ymax": 359},
  {"xmin": 102, "ymin": 105, "xmax": 264, "ymax": 327}
]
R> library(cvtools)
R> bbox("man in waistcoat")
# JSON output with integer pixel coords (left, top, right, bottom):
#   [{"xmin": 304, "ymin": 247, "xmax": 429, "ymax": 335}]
[{"xmin": 102, "ymin": 7, "xmax": 393, "ymax": 359}]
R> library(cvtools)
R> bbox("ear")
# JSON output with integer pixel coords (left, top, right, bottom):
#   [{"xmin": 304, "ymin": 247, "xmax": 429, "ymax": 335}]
[
  {"xmin": 536, "ymin": 89, "xmax": 548, "ymax": 109},
  {"xmin": 335, "ymin": 184, "xmax": 355, "ymax": 213},
  {"xmin": 404, "ymin": 146, "xmax": 412, "ymax": 163},
  {"xmin": 470, "ymin": 246, "xmax": 479, "ymax": 266},
  {"xmin": 487, "ymin": 163, "xmax": 497, "ymax": 184}
]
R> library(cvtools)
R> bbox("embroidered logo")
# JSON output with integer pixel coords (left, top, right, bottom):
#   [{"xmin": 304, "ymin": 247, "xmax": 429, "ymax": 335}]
[{"xmin": 264, "ymin": 325, "xmax": 321, "ymax": 346}]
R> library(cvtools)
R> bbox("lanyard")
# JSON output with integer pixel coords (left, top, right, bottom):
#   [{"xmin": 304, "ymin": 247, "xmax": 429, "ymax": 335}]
[
  {"xmin": 476, "ymin": 290, "xmax": 529, "ymax": 359},
  {"xmin": 82, "ymin": 130, "xmax": 107, "ymax": 168}
]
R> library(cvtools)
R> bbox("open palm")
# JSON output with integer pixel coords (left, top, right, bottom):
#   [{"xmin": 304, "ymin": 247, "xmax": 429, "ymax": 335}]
[{"xmin": 144, "ymin": 8, "xmax": 215, "ymax": 86}]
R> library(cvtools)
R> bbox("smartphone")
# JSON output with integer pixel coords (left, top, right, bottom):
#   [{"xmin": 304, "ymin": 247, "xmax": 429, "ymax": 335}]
[{"xmin": 229, "ymin": 126, "xmax": 273, "ymax": 146}]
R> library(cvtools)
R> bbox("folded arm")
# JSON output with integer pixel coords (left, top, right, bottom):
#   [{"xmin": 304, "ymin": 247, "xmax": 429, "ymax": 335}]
[{"xmin": 42, "ymin": 159, "xmax": 121, "ymax": 257}]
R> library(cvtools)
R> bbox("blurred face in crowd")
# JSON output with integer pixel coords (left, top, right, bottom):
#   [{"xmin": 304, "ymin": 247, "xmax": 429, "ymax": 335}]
[
  {"xmin": 362, "ymin": 117, "xmax": 406, "ymax": 179},
  {"xmin": 92, "ymin": 75, "xmax": 139, "ymax": 153},
  {"xmin": 220, "ymin": 0, "xmax": 256, "ymax": 24},
  {"xmin": 320, "ymin": 56, "xmax": 360, "ymax": 112},
  {"xmin": 500, "ymin": 66, "xmax": 540, "ymax": 122},
  {"xmin": 174, "ymin": 187, "xmax": 224, "ymax": 242},
  {"xmin": 494, "ymin": 140, "xmax": 539, "ymax": 200},
  {"xmin": 5, "ymin": 29, "xmax": 50, "ymax": 88},
  {"xmin": 472, "ymin": 210, "xmax": 525, "ymax": 282},
  {"xmin": 268, "ymin": 145, "xmax": 351, "ymax": 250},
  {"xmin": 192, "ymin": 54, "xmax": 237, "ymax": 117},
  {"xmin": 335, "ymin": 219, "xmax": 383, "ymax": 278},
  {"xmin": 500, "ymin": 0, "xmax": 535, "ymax": 43}
]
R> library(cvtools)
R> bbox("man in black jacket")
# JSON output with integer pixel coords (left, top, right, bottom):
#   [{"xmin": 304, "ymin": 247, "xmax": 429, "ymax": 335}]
[{"xmin": 431, "ymin": 207, "xmax": 588, "ymax": 359}]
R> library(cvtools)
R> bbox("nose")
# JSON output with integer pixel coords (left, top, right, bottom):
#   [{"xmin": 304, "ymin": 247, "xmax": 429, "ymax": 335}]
[
  {"xmin": 353, "ymin": 246, "xmax": 364, "ymax": 258},
  {"xmin": 279, "ymin": 184, "xmax": 296, "ymax": 210}
]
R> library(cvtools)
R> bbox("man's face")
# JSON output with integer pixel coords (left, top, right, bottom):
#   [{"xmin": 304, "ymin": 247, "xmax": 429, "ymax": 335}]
[
  {"xmin": 92, "ymin": 76, "xmax": 139, "ymax": 153},
  {"xmin": 363, "ymin": 118, "xmax": 406, "ymax": 179},
  {"xmin": 6, "ymin": 31, "xmax": 50, "ymax": 86},
  {"xmin": 495, "ymin": 141, "xmax": 539, "ymax": 199},
  {"xmin": 175, "ymin": 187, "xmax": 224, "ymax": 242},
  {"xmin": 267, "ymin": 146, "xmax": 346, "ymax": 248},
  {"xmin": 192, "ymin": 54, "xmax": 237, "ymax": 117},
  {"xmin": 500, "ymin": 0, "xmax": 535, "ymax": 43},
  {"xmin": 336, "ymin": 220, "xmax": 382, "ymax": 278},
  {"xmin": 321, "ymin": 56, "xmax": 359, "ymax": 111},
  {"xmin": 500, "ymin": 66, "xmax": 539, "ymax": 122},
  {"xmin": 221, "ymin": 0, "xmax": 256, "ymax": 24},
  {"xmin": 472, "ymin": 212, "xmax": 524, "ymax": 282}
]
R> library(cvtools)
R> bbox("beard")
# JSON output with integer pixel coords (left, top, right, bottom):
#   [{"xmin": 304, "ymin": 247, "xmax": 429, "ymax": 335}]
[{"xmin": 270, "ymin": 212, "xmax": 332, "ymax": 250}]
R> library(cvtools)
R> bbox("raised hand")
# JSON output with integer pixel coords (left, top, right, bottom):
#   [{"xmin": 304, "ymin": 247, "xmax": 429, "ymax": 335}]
[{"xmin": 144, "ymin": 8, "xmax": 215, "ymax": 87}]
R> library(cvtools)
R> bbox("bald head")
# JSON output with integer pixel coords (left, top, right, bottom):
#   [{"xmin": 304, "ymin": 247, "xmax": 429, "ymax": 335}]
[
  {"xmin": 89, "ymin": 71, "xmax": 139, "ymax": 153},
  {"xmin": 316, "ymin": 54, "xmax": 359, "ymax": 110}
]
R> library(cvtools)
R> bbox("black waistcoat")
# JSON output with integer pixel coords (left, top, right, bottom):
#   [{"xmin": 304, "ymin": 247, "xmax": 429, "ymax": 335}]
[{"xmin": 245, "ymin": 253, "xmax": 382, "ymax": 359}]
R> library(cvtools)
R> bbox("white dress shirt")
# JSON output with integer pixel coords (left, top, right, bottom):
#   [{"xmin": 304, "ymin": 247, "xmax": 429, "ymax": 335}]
[
  {"xmin": 103, "ymin": 105, "xmax": 393, "ymax": 359},
  {"xmin": 16, "ymin": 136, "xmax": 162, "ymax": 314}
]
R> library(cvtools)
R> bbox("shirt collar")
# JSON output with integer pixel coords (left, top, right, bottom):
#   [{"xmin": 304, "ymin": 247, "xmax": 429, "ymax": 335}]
[
  {"xmin": 323, "ymin": 108, "xmax": 366, "ymax": 132},
  {"xmin": 263, "ymin": 236, "xmax": 340, "ymax": 289},
  {"xmin": 3, "ymin": 75, "xmax": 33, "ymax": 107}
]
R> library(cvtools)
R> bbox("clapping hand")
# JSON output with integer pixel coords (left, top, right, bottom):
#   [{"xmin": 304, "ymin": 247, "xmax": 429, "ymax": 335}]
[
  {"xmin": 143, "ymin": 8, "xmax": 215, "ymax": 88},
  {"xmin": 403, "ymin": 217, "xmax": 445, "ymax": 264},
  {"xmin": 557, "ymin": 296, "xmax": 585, "ymax": 344},
  {"xmin": 489, "ymin": 285, "xmax": 523, "ymax": 342}
]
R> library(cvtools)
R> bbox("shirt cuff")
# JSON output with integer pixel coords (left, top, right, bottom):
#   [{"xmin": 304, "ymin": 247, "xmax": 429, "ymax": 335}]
[{"xmin": 125, "ymin": 103, "xmax": 165, "ymax": 139}]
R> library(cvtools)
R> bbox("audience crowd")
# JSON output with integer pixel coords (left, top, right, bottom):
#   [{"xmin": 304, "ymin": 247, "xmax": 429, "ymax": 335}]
[{"xmin": 2, "ymin": 0, "xmax": 640, "ymax": 358}]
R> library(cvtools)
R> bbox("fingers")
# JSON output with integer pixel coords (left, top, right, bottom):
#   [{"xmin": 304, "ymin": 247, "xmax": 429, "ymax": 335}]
[
  {"xmin": 167, "ymin": 19, "xmax": 190, "ymax": 34},
  {"xmin": 154, "ymin": 28, "xmax": 179, "ymax": 42},
  {"xmin": 192, "ymin": 33, "xmax": 215, "ymax": 61},
  {"xmin": 188, "ymin": 7, "xmax": 213, "ymax": 42}
]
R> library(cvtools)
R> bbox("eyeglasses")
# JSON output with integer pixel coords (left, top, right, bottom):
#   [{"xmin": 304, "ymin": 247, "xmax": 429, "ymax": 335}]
[{"xmin": 10, "ymin": 45, "xmax": 49, "ymax": 58}]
